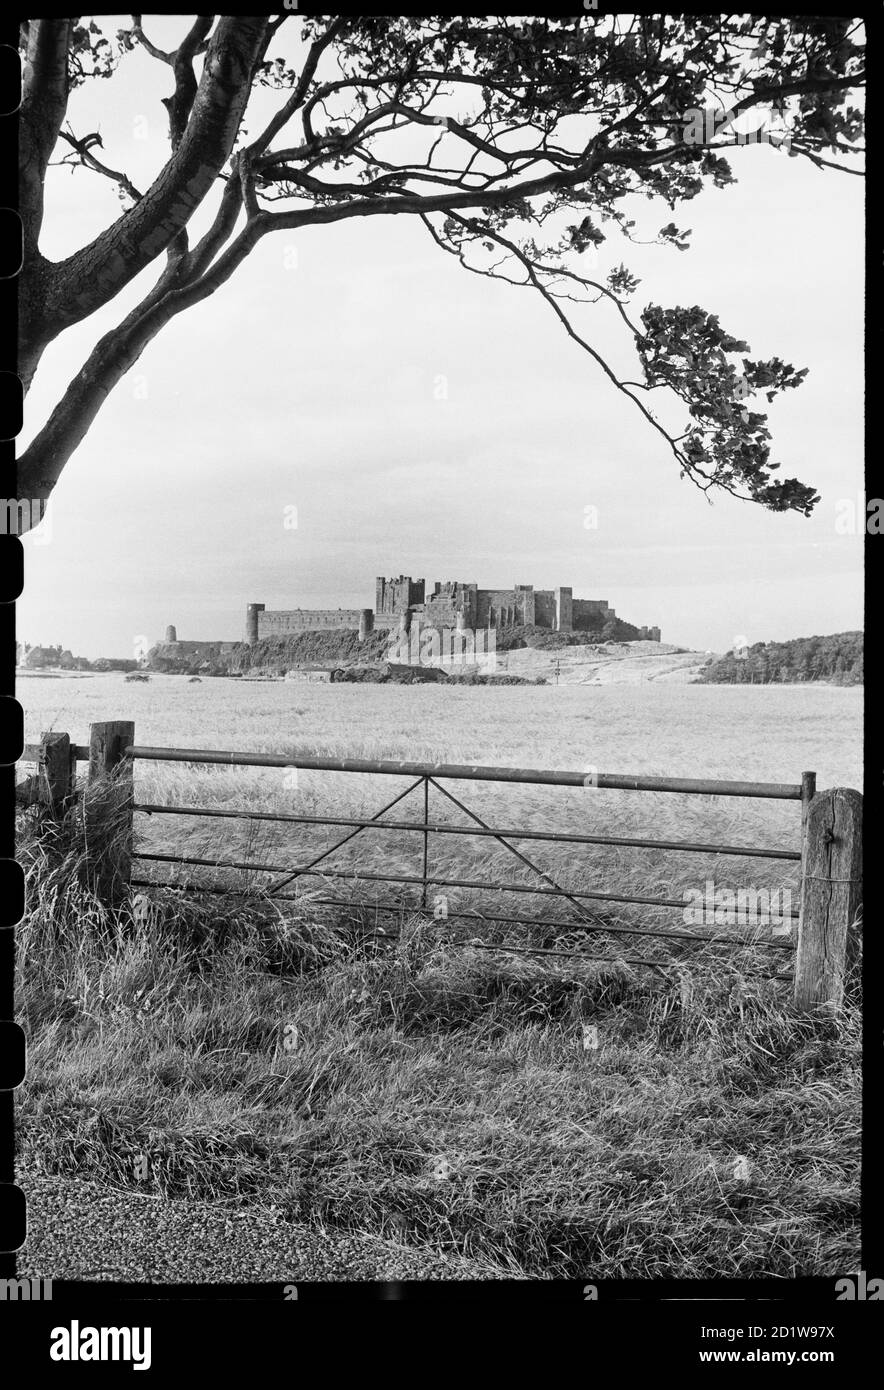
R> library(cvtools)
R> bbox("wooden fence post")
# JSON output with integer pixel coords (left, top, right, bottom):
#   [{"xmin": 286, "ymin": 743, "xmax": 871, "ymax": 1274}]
[
  {"xmin": 86, "ymin": 720, "xmax": 134, "ymax": 908},
  {"xmin": 794, "ymin": 787, "xmax": 862, "ymax": 1011},
  {"xmin": 793, "ymin": 769, "xmax": 817, "ymax": 944},
  {"xmin": 39, "ymin": 731, "xmax": 72, "ymax": 816},
  {"xmin": 800, "ymin": 770, "xmax": 816, "ymax": 867}
]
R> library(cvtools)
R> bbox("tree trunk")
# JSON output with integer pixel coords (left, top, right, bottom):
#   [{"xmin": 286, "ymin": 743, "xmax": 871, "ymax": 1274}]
[{"xmin": 18, "ymin": 18, "xmax": 269, "ymax": 402}]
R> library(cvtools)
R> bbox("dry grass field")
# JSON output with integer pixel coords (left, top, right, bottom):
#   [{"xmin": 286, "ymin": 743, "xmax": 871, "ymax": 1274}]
[{"xmin": 16, "ymin": 674, "xmax": 862, "ymax": 1280}]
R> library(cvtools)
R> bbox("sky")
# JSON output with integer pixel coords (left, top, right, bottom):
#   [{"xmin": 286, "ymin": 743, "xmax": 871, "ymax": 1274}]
[{"xmin": 17, "ymin": 16, "xmax": 864, "ymax": 659}]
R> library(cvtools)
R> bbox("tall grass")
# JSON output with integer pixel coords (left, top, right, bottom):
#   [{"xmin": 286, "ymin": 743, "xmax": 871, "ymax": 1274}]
[
  {"xmin": 16, "ymin": 790, "xmax": 860, "ymax": 1279},
  {"xmin": 17, "ymin": 678, "xmax": 862, "ymax": 1275}
]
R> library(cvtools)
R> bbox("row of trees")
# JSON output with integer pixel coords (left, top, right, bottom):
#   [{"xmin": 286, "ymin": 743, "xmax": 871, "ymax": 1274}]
[{"xmin": 697, "ymin": 633, "xmax": 863, "ymax": 685}]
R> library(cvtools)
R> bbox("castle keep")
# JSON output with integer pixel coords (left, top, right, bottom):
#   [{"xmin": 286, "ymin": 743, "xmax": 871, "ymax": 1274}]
[{"xmin": 244, "ymin": 577, "xmax": 660, "ymax": 644}]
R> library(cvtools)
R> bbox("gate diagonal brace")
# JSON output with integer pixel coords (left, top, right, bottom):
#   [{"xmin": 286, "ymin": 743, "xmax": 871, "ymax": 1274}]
[
  {"xmin": 265, "ymin": 776, "xmax": 426, "ymax": 895},
  {"xmin": 427, "ymin": 777, "xmax": 609, "ymax": 931}
]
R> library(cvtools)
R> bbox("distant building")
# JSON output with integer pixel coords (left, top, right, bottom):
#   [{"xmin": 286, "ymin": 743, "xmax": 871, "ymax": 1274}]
[
  {"xmin": 243, "ymin": 576, "xmax": 660, "ymax": 644},
  {"xmin": 22, "ymin": 644, "xmax": 76, "ymax": 669}
]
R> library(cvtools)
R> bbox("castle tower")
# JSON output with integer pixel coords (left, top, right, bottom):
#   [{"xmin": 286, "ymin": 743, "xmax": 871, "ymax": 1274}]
[
  {"xmin": 358, "ymin": 608, "xmax": 374, "ymax": 642},
  {"xmin": 165, "ymin": 624, "xmax": 177, "ymax": 644},
  {"xmin": 245, "ymin": 602, "xmax": 265, "ymax": 645},
  {"xmin": 515, "ymin": 584, "xmax": 535, "ymax": 626},
  {"xmin": 555, "ymin": 586, "xmax": 573, "ymax": 633}
]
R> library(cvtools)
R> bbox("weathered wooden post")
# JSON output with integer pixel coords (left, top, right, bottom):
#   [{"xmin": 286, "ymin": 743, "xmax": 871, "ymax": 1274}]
[
  {"xmin": 791, "ymin": 769, "xmax": 817, "ymax": 943},
  {"xmin": 800, "ymin": 770, "xmax": 817, "ymax": 860},
  {"xmin": 794, "ymin": 786, "xmax": 862, "ymax": 1011},
  {"xmin": 86, "ymin": 720, "xmax": 135, "ymax": 908},
  {"xmin": 38, "ymin": 731, "xmax": 72, "ymax": 816}
]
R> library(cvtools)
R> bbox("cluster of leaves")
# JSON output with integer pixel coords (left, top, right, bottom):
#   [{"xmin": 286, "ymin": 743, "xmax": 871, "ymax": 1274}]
[
  {"xmin": 637, "ymin": 306, "xmax": 815, "ymax": 513},
  {"xmin": 67, "ymin": 21, "xmax": 117, "ymax": 86}
]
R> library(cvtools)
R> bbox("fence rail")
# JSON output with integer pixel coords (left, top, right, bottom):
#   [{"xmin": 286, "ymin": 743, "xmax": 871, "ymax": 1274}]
[
  {"xmin": 126, "ymin": 743, "xmax": 806, "ymax": 798},
  {"xmin": 17, "ymin": 721, "xmax": 862, "ymax": 1009},
  {"xmin": 132, "ymin": 802, "xmax": 803, "ymax": 859}
]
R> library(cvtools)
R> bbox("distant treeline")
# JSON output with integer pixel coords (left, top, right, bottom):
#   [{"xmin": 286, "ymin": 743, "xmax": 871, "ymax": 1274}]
[{"xmin": 696, "ymin": 632, "xmax": 862, "ymax": 685}]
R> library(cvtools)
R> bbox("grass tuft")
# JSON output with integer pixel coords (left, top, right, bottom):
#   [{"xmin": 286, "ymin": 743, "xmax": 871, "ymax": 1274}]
[{"xmin": 16, "ymin": 807, "xmax": 860, "ymax": 1278}]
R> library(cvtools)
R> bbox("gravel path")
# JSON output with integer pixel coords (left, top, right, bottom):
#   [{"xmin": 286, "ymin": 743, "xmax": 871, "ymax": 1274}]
[{"xmin": 18, "ymin": 1176, "xmax": 489, "ymax": 1283}]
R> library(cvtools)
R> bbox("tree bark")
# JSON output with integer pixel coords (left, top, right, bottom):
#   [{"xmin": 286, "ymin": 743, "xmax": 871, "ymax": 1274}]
[
  {"xmin": 19, "ymin": 17, "xmax": 269, "ymax": 392},
  {"xmin": 19, "ymin": 19, "xmax": 74, "ymax": 392}
]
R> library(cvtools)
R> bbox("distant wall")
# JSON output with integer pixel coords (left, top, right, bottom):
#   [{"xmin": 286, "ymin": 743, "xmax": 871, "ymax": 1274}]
[
  {"xmin": 533, "ymin": 590, "xmax": 557, "ymax": 629},
  {"xmin": 572, "ymin": 598, "xmax": 611, "ymax": 631},
  {"xmin": 475, "ymin": 588, "xmax": 534, "ymax": 628},
  {"xmin": 150, "ymin": 639, "xmax": 237, "ymax": 664},
  {"xmin": 372, "ymin": 612, "xmax": 401, "ymax": 632},
  {"xmin": 161, "ymin": 640, "xmax": 237, "ymax": 656},
  {"xmin": 257, "ymin": 609, "xmax": 364, "ymax": 638},
  {"xmin": 240, "ymin": 580, "xmax": 656, "ymax": 650}
]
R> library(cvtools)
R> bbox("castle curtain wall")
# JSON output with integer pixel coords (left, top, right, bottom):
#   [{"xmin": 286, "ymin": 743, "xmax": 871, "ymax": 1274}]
[{"xmin": 257, "ymin": 609, "xmax": 366, "ymax": 638}]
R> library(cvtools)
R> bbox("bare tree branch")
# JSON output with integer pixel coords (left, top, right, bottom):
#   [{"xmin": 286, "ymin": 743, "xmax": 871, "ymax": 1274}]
[{"xmin": 57, "ymin": 127, "xmax": 144, "ymax": 205}]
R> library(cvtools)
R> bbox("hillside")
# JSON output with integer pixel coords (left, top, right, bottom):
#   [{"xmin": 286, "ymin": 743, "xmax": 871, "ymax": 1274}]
[
  {"xmin": 146, "ymin": 630, "xmax": 703, "ymax": 683},
  {"xmin": 696, "ymin": 632, "xmax": 862, "ymax": 686},
  {"xmin": 497, "ymin": 640, "xmax": 710, "ymax": 685},
  {"xmin": 147, "ymin": 629, "xmax": 393, "ymax": 675}
]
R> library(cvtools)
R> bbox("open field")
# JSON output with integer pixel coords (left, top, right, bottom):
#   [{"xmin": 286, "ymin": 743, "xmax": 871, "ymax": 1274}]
[
  {"xmin": 20, "ymin": 669, "xmax": 862, "ymax": 780},
  {"xmin": 21, "ymin": 673, "xmax": 862, "ymax": 939},
  {"xmin": 16, "ymin": 676, "xmax": 862, "ymax": 1279}
]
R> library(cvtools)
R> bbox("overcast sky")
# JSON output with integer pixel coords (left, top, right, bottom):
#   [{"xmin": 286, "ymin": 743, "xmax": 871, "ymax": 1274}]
[{"xmin": 18, "ymin": 16, "xmax": 864, "ymax": 658}]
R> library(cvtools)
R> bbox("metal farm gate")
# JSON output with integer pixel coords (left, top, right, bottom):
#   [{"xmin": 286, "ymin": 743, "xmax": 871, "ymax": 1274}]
[{"xmin": 18, "ymin": 722, "xmax": 863, "ymax": 1009}]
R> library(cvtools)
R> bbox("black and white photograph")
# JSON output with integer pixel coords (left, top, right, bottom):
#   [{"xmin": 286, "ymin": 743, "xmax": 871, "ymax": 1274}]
[{"xmin": 3, "ymin": 4, "xmax": 870, "ymax": 1326}]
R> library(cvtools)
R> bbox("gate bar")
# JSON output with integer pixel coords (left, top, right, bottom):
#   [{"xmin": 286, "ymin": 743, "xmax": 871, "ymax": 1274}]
[
  {"xmin": 132, "ymin": 802, "xmax": 801, "ymax": 860},
  {"xmin": 132, "ymin": 855, "xmax": 800, "ymax": 914},
  {"xmin": 129, "ymin": 879, "xmax": 795, "ymax": 947},
  {"xmin": 125, "ymin": 745, "xmax": 802, "ymax": 798}
]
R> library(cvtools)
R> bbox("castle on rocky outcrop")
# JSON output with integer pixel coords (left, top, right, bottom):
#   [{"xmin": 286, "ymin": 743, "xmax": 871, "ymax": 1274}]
[
  {"xmin": 150, "ymin": 577, "xmax": 660, "ymax": 671},
  {"xmin": 244, "ymin": 576, "xmax": 660, "ymax": 644}
]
